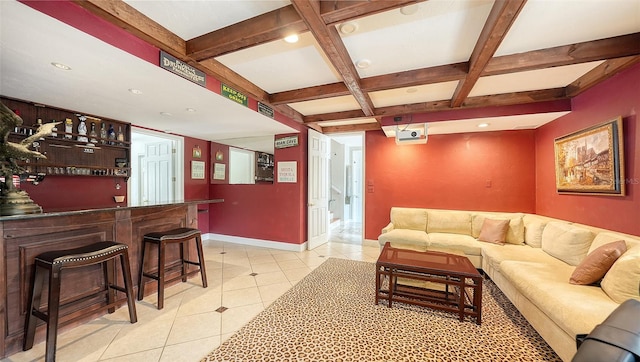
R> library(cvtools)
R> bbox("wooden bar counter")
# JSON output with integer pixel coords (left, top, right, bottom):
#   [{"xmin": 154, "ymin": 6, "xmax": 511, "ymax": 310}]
[{"xmin": 0, "ymin": 199, "xmax": 222, "ymax": 358}]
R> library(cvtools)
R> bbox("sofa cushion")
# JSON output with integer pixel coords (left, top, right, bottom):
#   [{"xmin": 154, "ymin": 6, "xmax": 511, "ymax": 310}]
[
  {"xmin": 427, "ymin": 233, "xmax": 482, "ymax": 256},
  {"xmin": 570, "ymin": 240, "xmax": 627, "ymax": 285},
  {"xmin": 427, "ymin": 210, "xmax": 471, "ymax": 235},
  {"xmin": 601, "ymin": 245, "xmax": 640, "ymax": 303},
  {"xmin": 541, "ymin": 222, "xmax": 595, "ymax": 266},
  {"xmin": 500, "ymin": 260, "xmax": 620, "ymax": 337},
  {"xmin": 478, "ymin": 218, "xmax": 510, "ymax": 244},
  {"xmin": 378, "ymin": 229, "xmax": 429, "ymax": 251},
  {"xmin": 472, "ymin": 213, "xmax": 525, "ymax": 245},
  {"xmin": 390, "ymin": 207, "xmax": 428, "ymax": 231},
  {"xmin": 524, "ymin": 221, "xmax": 546, "ymax": 248},
  {"xmin": 481, "ymin": 244, "xmax": 549, "ymax": 273}
]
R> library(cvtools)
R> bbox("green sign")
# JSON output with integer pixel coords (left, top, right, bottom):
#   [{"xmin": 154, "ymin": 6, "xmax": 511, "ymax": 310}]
[{"xmin": 221, "ymin": 84, "xmax": 248, "ymax": 107}]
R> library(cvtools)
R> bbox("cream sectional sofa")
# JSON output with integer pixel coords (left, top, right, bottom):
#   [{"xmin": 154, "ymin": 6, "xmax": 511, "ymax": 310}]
[{"xmin": 378, "ymin": 207, "xmax": 640, "ymax": 362}]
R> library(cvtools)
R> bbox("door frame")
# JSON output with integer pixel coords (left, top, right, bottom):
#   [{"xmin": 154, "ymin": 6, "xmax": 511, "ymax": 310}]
[
  {"xmin": 129, "ymin": 127, "xmax": 184, "ymax": 205},
  {"xmin": 307, "ymin": 129, "xmax": 331, "ymax": 250}
]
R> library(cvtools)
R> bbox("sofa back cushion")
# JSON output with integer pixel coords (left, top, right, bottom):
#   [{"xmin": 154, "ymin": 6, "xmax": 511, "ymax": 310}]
[
  {"xmin": 541, "ymin": 221, "xmax": 595, "ymax": 266},
  {"xmin": 524, "ymin": 221, "xmax": 546, "ymax": 248},
  {"xmin": 390, "ymin": 207, "xmax": 428, "ymax": 231},
  {"xmin": 471, "ymin": 213, "xmax": 524, "ymax": 245},
  {"xmin": 601, "ymin": 245, "xmax": 640, "ymax": 303},
  {"xmin": 427, "ymin": 210, "xmax": 471, "ymax": 235}
]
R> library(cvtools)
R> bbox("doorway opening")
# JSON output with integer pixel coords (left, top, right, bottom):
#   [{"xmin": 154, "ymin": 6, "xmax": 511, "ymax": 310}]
[
  {"xmin": 129, "ymin": 128, "xmax": 184, "ymax": 206},
  {"xmin": 329, "ymin": 132, "xmax": 364, "ymax": 245}
]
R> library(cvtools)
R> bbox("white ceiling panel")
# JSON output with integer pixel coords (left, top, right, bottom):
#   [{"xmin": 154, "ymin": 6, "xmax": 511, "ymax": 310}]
[
  {"xmin": 469, "ymin": 61, "xmax": 604, "ymax": 97},
  {"xmin": 496, "ymin": 0, "xmax": 640, "ymax": 56},
  {"xmin": 216, "ymin": 32, "xmax": 340, "ymax": 93},
  {"xmin": 370, "ymin": 81, "xmax": 459, "ymax": 108},
  {"xmin": 341, "ymin": 0, "xmax": 494, "ymax": 78},
  {"xmin": 288, "ymin": 95, "xmax": 360, "ymax": 116},
  {"xmin": 124, "ymin": 0, "xmax": 291, "ymax": 40}
]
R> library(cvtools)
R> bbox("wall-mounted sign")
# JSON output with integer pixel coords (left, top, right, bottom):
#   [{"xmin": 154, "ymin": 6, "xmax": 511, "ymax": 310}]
[
  {"xmin": 258, "ymin": 102, "xmax": 274, "ymax": 118},
  {"xmin": 275, "ymin": 135, "xmax": 299, "ymax": 149},
  {"xmin": 213, "ymin": 163, "xmax": 226, "ymax": 180},
  {"xmin": 221, "ymin": 84, "xmax": 248, "ymax": 107},
  {"xmin": 278, "ymin": 161, "xmax": 297, "ymax": 183},
  {"xmin": 160, "ymin": 51, "xmax": 206, "ymax": 87},
  {"xmin": 191, "ymin": 160, "xmax": 205, "ymax": 179}
]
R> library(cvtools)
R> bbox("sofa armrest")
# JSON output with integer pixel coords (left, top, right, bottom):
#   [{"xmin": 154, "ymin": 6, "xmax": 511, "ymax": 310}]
[{"xmin": 381, "ymin": 222, "xmax": 394, "ymax": 234}]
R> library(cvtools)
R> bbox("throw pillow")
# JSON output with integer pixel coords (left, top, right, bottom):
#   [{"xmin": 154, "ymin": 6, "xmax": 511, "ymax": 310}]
[
  {"xmin": 478, "ymin": 218, "xmax": 510, "ymax": 244},
  {"xmin": 569, "ymin": 240, "xmax": 627, "ymax": 285},
  {"xmin": 601, "ymin": 245, "xmax": 640, "ymax": 303}
]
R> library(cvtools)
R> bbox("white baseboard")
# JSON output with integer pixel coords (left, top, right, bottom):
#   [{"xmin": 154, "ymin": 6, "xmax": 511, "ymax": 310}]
[{"xmin": 203, "ymin": 233, "xmax": 308, "ymax": 252}]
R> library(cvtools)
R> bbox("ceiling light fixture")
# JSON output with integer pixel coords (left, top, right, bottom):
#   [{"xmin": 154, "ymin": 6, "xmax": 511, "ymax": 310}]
[
  {"xmin": 400, "ymin": 4, "xmax": 420, "ymax": 15},
  {"xmin": 478, "ymin": 123, "xmax": 490, "ymax": 128},
  {"xmin": 355, "ymin": 59, "xmax": 371, "ymax": 69},
  {"xmin": 51, "ymin": 62, "xmax": 71, "ymax": 70},
  {"xmin": 128, "ymin": 88, "xmax": 142, "ymax": 95},
  {"xmin": 339, "ymin": 22, "xmax": 358, "ymax": 34},
  {"xmin": 160, "ymin": 112, "xmax": 172, "ymax": 117},
  {"xmin": 284, "ymin": 34, "xmax": 299, "ymax": 43}
]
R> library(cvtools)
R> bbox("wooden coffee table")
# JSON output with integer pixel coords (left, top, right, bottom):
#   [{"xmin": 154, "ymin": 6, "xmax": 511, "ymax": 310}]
[{"xmin": 375, "ymin": 242, "xmax": 482, "ymax": 324}]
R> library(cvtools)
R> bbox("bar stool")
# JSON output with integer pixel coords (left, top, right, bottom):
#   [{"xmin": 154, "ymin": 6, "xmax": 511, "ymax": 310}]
[
  {"xmin": 137, "ymin": 227, "xmax": 208, "ymax": 309},
  {"xmin": 23, "ymin": 241, "xmax": 138, "ymax": 362}
]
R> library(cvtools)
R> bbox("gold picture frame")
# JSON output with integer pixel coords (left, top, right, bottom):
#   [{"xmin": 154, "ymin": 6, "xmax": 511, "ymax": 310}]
[{"xmin": 554, "ymin": 117, "xmax": 625, "ymax": 195}]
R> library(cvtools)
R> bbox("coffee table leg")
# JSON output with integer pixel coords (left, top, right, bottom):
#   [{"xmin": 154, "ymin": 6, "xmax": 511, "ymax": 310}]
[
  {"xmin": 458, "ymin": 279, "xmax": 465, "ymax": 321},
  {"xmin": 388, "ymin": 268, "xmax": 394, "ymax": 308},
  {"xmin": 475, "ymin": 276, "xmax": 482, "ymax": 325}
]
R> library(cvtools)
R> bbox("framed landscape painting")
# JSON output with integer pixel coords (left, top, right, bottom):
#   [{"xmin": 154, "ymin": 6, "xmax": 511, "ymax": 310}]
[{"xmin": 554, "ymin": 117, "xmax": 625, "ymax": 195}]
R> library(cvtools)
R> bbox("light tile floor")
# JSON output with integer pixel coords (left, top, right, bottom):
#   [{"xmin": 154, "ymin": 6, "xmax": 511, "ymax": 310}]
[{"xmin": 3, "ymin": 230, "xmax": 379, "ymax": 362}]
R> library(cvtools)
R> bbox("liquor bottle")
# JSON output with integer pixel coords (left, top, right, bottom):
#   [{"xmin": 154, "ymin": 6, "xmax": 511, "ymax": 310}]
[
  {"xmin": 77, "ymin": 117, "xmax": 88, "ymax": 143},
  {"xmin": 37, "ymin": 118, "xmax": 44, "ymax": 140},
  {"xmin": 107, "ymin": 124, "xmax": 116, "ymax": 145},
  {"xmin": 51, "ymin": 119, "xmax": 58, "ymax": 138},
  {"xmin": 64, "ymin": 118, "xmax": 73, "ymax": 139},
  {"xmin": 117, "ymin": 126, "xmax": 124, "ymax": 146},
  {"xmin": 100, "ymin": 123, "xmax": 107, "ymax": 144},
  {"xmin": 89, "ymin": 122, "xmax": 98, "ymax": 144}
]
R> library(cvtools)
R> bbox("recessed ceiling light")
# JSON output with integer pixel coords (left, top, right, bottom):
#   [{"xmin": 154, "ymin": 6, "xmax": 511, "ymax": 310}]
[
  {"xmin": 51, "ymin": 62, "xmax": 71, "ymax": 70},
  {"xmin": 478, "ymin": 123, "xmax": 490, "ymax": 128},
  {"xmin": 400, "ymin": 4, "xmax": 419, "ymax": 15},
  {"xmin": 186, "ymin": 108, "xmax": 196, "ymax": 113},
  {"xmin": 355, "ymin": 59, "xmax": 371, "ymax": 69},
  {"xmin": 128, "ymin": 88, "xmax": 142, "ymax": 95},
  {"xmin": 406, "ymin": 88, "xmax": 418, "ymax": 94},
  {"xmin": 339, "ymin": 22, "xmax": 358, "ymax": 34},
  {"xmin": 160, "ymin": 112, "xmax": 172, "ymax": 117},
  {"xmin": 284, "ymin": 34, "xmax": 299, "ymax": 43}
]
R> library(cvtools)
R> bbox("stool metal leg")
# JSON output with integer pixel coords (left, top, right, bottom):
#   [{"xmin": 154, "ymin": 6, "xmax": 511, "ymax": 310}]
[{"xmin": 119, "ymin": 250, "xmax": 138, "ymax": 323}]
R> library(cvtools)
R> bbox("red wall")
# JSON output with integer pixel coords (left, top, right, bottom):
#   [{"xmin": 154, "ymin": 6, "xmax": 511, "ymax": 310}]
[
  {"xmin": 535, "ymin": 63, "xmax": 640, "ymax": 235},
  {"xmin": 183, "ymin": 136, "xmax": 212, "ymax": 230},
  {"xmin": 364, "ymin": 130, "xmax": 536, "ymax": 239},
  {"xmin": 208, "ymin": 132, "xmax": 307, "ymax": 244}
]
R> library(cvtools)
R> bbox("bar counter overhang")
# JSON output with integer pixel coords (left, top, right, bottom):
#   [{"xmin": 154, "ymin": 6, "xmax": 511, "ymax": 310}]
[{"xmin": 0, "ymin": 199, "xmax": 223, "ymax": 358}]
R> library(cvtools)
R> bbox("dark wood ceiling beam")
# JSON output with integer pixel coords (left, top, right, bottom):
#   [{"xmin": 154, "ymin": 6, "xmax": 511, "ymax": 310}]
[
  {"xmin": 566, "ymin": 56, "xmax": 640, "ymax": 97},
  {"xmin": 321, "ymin": 122, "xmax": 382, "ymax": 134},
  {"xmin": 270, "ymin": 83, "xmax": 350, "ymax": 105},
  {"xmin": 304, "ymin": 109, "xmax": 367, "ymax": 124},
  {"xmin": 460, "ymin": 88, "xmax": 567, "ymax": 108},
  {"xmin": 320, "ymin": 0, "xmax": 427, "ymax": 25},
  {"xmin": 291, "ymin": 0, "xmax": 376, "ymax": 117},
  {"xmin": 186, "ymin": 5, "xmax": 307, "ymax": 61},
  {"xmin": 484, "ymin": 32, "xmax": 640, "ymax": 76},
  {"xmin": 71, "ymin": 0, "xmax": 186, "ymax": 55},
  {"xmin": 450, "ymin": 0, "xmax": 527, "ymax": 108}
]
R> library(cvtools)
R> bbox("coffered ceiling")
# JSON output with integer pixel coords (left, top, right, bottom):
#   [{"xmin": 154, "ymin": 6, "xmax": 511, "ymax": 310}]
[{"xmin": 1, "ymin": 0, "xmax": 639, "ymax": 150}]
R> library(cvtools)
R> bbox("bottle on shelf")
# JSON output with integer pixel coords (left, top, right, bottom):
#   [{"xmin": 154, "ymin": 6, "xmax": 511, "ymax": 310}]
[
  {"xmin": 36, "ymin": 118, "xmax": 44, "ymax": 140},
  {"xmin": 64, "ymin": 118, "xmax": 73, "ymax": 139},
  {"xmin": 100, "ymin": 123, "xmax": 107, "ymax": 144},
  {"xmin": 117, "ymin": 125, "xmax": 124, "ymax": 146},
  {"xmin": 77, "ymin": 116, "xmax": 88, "ymax": 143},
  {"xmin": 107, "ymin": 124, "xmax": 116, "ymax": 145},
  {"xmin": 89, "ymin": 122, "xmax": 98, "ymax": 144}
]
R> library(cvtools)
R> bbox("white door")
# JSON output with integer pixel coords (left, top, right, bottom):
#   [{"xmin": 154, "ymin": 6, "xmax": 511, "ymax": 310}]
[
  {"xmin": 141, "ymin": 141, "xmax": 173, "ymax": 205},
  {"xmin": 350, "ymin": 148, "xmax": 363, "ymax": 221},
  {"xmin": 308, "ymin": 129, "xmax": 331, "ymax": 249}
]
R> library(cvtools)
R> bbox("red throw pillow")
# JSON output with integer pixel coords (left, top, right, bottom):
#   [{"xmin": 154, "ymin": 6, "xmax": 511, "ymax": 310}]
[
  {"xmin": 478, "ymin": 219, "xmax": 510, "ymax": 245},
  {"xmin": 570, "ymin": 240, "xmax": 627, "ymax": 285}
]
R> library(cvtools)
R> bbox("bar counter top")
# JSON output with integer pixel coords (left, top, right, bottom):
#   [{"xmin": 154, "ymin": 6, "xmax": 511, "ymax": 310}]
[{"xmin": 0, "ymin": 198, "xmax": 223, "ymax": 221}]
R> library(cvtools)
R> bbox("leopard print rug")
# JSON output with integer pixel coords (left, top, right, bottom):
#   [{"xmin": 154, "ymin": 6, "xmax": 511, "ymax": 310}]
[{"xmin": 202, "ymin": 258, "xmax": 561, "ymax": 362}]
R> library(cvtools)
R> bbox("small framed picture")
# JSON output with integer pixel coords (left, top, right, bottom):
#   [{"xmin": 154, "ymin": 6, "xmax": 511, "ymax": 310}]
[{"xmin": 192, "ymin": 146, "xmax": 202, "ymax": 159}]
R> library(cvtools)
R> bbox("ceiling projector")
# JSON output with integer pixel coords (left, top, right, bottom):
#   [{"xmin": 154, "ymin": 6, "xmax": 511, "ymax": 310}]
[{"xmin": 395, "ymin": 124, "xmax": 428, "ymax": 145}]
